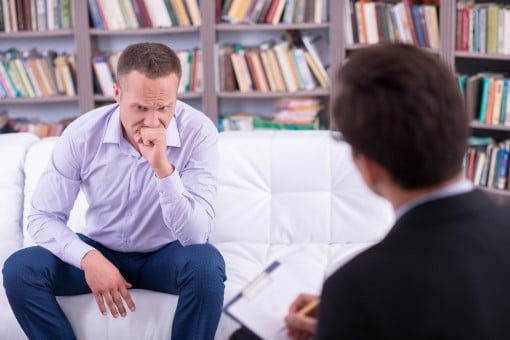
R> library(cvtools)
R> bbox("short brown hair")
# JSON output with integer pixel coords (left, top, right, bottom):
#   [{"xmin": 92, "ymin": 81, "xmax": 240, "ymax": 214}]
[
  {"xmin": 116, "ymin": 42, "xmax": 182, "ymax": 81},
  {"xmin": 332, "ymin": 44, "xmax": 469, "ymax": 189}
]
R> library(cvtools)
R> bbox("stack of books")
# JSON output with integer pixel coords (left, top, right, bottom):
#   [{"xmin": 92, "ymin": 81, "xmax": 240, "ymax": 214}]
[
  {"xmin": 218, "ymin": 30, "xmax": 329, "ymax": 93},
  {"xmin": 87, "ymin": 0, "xmax": 201, "ymax": 29},
  {"xmin": 218, "ymin": 96, "xmax": 324, "ymax": 131}
]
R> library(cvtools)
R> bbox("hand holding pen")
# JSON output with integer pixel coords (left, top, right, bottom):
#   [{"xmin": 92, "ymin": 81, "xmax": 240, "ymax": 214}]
[{"xmin": 284, "ymin": 293, "xmax": 320, "ymax": 340}]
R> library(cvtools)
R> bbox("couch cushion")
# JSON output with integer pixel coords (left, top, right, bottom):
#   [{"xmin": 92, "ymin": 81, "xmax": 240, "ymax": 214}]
[
  {"xmin": 0, "ymin": 133, "xmax": 38, "ymax": 257},
  {"xmin": 211, "ymin": 131, "xmax": 394, "ymax": 337},
  {"xmin": 0, "ymin": 132, "xmax": 39, "ymax": 339}
]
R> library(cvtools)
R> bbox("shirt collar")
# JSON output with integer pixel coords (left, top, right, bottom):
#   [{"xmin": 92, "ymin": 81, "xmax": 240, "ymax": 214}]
[
  {"xmin": 395, "ymin": 179, "xmax": 474, "ymax": 220},
  {"xmin": 103, "ymin": 104, "xmax": 181, "ymax": 148}
]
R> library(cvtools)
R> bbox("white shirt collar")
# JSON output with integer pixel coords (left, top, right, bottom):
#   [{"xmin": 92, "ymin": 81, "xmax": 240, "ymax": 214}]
[{"xmin": 395, "ymin": 179, "xmax": 474, "ymax": 220}]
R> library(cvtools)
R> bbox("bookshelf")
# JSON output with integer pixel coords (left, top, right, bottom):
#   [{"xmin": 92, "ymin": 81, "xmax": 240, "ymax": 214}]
[
  {"xmin": 449, "ymin": 0, "xmax": 510, "ymax": 197},
  {"xmin": 213, "ymin": 1, "xmax": 341, "ymax": 128},
  {"xmin": 0, "ymin": 7, "xmax": 79, "ymax": 120},
  {"xmin": 1, "ymin": 0, "xmax": 339, "ymax": 129}
]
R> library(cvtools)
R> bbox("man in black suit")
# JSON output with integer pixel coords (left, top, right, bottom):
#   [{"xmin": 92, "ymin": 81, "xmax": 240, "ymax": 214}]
[
  {"xmin": 284, "ymin": 43, "xmax": 510, "ymax": 339},
  {"xmin": 231, "ymin": 44, "xmax": 510, "ymax": 340}
]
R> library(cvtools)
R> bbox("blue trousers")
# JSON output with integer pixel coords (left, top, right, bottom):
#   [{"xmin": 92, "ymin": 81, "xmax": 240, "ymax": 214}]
[{"xmin": 3, "ymin": 234, "xmax": 226, "ymax": 340}]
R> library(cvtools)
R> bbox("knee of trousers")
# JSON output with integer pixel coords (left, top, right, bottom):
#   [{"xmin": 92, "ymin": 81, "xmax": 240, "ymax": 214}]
[
  {"xmin": 179, "ymin": 243, "xmax": 226, "ymax": 285},
  {"xmin": 3, "ymin": 247, "xmax": 57, "ymax": 292}
]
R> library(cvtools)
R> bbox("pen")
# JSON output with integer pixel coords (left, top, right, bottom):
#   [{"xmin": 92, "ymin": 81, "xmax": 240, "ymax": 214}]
[{"xmin": 297, "ymin": 298, "xmax": 320, "ymax": 316}]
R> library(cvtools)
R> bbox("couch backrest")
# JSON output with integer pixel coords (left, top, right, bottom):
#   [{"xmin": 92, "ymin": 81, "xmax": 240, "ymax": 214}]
[
  {"xmin": 211, "ymin": 131, "xmax": 394, "ymax": 290},
  {"xmin": 211, "ymin": 131, "xmax": 393, "ymax": 244},
  {"xmin": 0, "ymin": 132, "xmax": 39, "ymax": 306}
]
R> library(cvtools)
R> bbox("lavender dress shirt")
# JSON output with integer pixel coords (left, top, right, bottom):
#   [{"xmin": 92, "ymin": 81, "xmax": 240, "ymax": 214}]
[{"xmin": 28, "ymin": 101, "xmax": 219, "ymax": 269}]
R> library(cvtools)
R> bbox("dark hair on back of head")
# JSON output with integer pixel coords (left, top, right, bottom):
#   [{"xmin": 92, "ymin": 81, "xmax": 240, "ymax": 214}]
[{"xmin": 332, "ymin": 44, "xmax": 469, "ymax": 189}]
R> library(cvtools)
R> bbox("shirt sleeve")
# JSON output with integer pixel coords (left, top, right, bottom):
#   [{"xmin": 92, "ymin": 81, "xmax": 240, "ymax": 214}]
[
  {"xmin": 27, "ymin": 133, "xmax": 95, "ymax": 269},
  {"xmin": 156, "ymin": 126, "xmax": 219, "ymax": 245}
]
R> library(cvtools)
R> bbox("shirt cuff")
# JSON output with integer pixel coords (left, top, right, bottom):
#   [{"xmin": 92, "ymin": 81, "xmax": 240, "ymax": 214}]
[
  {"xmin": 156, "ymin": 169, "xmax": 186, "ymax": 203},
  {"xmin": 64, "ymin": 238, "xmax": 96, "ymax": 269}
]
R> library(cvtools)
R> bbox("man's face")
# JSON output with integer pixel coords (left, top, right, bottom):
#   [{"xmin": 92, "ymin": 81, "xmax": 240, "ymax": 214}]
[{"xmin": 114, "ymin": 70, "xmax": 179, "ymax": 149}]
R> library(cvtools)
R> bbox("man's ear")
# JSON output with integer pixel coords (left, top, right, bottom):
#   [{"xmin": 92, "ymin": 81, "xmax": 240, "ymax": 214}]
[{"xmin": 113, "ymin": 83, "xmax": 120, "ymax": 103}]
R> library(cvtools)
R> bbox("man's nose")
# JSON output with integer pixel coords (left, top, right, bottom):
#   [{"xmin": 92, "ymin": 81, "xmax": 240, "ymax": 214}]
[{"xmin": 144, "ymin": 111, "xmax": 159, "ymax": 127}]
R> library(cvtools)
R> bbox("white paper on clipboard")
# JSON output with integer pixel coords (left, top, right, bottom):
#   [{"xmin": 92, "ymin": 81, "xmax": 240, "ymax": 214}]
[{"xmin": 224, "ymin": 261, "xmax": 317, "ymax": 339}]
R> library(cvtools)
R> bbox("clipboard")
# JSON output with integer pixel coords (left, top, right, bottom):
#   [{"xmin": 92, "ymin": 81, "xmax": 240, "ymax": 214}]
[{"xmin": 224, "ymin": 261, "xmax": 316, "ymax": 340}]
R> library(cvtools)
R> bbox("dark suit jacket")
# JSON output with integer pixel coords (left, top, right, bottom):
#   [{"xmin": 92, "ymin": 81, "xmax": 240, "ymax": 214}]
[{"xmin": 318, "ymin": 189, "xmax": 510, "ymax": 339}]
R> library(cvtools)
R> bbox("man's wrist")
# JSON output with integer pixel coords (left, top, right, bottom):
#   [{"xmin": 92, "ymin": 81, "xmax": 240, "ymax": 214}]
[
  {"xmin": 154, "ymin": 163, "xmax": 174, "ymax": 178},
  {"xmin": 80, "ymin": 249, "xmax": 99, "ymax": 270}
]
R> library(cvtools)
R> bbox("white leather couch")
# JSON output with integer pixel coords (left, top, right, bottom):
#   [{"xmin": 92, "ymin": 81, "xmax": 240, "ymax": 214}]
[{"xmin": 0, "ymin": 130, "xmax": 394, "ymax": 339}]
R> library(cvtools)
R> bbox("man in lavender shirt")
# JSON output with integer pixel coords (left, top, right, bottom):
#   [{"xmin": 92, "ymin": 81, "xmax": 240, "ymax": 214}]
[{"xmin": 3, "ymin": 42, "xmax": 225, "ymax": 340}]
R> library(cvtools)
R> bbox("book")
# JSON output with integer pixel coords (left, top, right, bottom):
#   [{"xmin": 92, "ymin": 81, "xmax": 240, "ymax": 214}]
[
  {"xmin": 505, "ymin": 82, "xmax": 510, "ymax": 126},
  {"xmin": 495, "ymin": 146, "xmax": 509, "ymax": 189},
  {"xmin": 245, "ymin": 48, "xmax": 269, "ymax": 92},
  {"xmin": 177, "ymin": 50, "xmax": 191, "ymax": 93},
  {"xmin": 118, "ymin": 0, "xmax": 139, "ymax": 28},
  {"xmin": 133, "ymin": 0, "xmax": 152, "ymax": 27},
  {"xmin": 491, "ymin": 79, "xmax": 504, "ymax": 125},
  {"xmin": 184, "ymin": 0, "xmax": 201, "ymax": 26},
  {"xmin": 171, "ymin": 0, "xmax": 191, "ymax": 26},
  {"xmin": 92, "ymin": 55, "xmax": 115, "ymax": 97},
  {"xmin": 144, "ymin": 0, "xmax": 172, "ymax": 27},
  {"xmin": 272, "ymin": 40, "xmax": 297, "ymax": 92},
  {"xmin": 218, "ymin": 45, "xmax": 237, "ymax": 92},
  {"xmin": 301, "ymin": 34, "xmax": 329, "ymax": 88},
  {"xmin": 266, "ymin": 46, "xmax": 287, "ymax": 91},
  {"xmin": 55, "ymin": 54, "xmax": 76, "ymax": 96},
  {"xmin": 258, "ymin": 43, "xmax": 278, "ymax": 91},
  {"xmin": 464, "ymin": 73, "xmax": 484, "ymax": 121},
  {"xmin": 230, "ymin": 45, "xmax": 253, "ymax": 92}
]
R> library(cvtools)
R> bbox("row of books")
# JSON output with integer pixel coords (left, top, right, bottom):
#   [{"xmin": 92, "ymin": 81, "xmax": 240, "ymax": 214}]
[
  {"xmin": 344, "ymin": 0, "xmax": 440, "ymax": 48},
  {"xmin": 218, "ymin": 115, "xmax": 321, "ymax": 131},
  {"xmin": 456, "ymin": 1, "xmax": 510, "ymax": 55},
  {"xmin": 0, "ymin": 48, "xmax": 76, "ymax": 99},
  {"xmin": 1, "ymin": 0, "xmax": 72, "ymax": 32},
  {"xmin": 218, "ymin": 30, "xmax": 329, "ymax": 93},
  {"xmin": 92, "ymin": 47, "xmax": 202, "ymax": 97},
  {"xmin": 219, "ymin": 0, "xmax": 328, "ymax": 25},
  {"xmin": 218, "ymin": 97, "xmax": 324, "ymax": 131},
  {"xmin": 0, "ymin": 110, "xmax": 73, "ymax": 138},
  {"xmin": 465, "ymin": 137, "xmax": 510, "ymax": 191},
  {"xmin": 88, "ymin": 0, "xmax": 201, "ymax": 30},
  {"xmin": 459, "ymin": 72, "xmax": 510, "ymax": 126}
]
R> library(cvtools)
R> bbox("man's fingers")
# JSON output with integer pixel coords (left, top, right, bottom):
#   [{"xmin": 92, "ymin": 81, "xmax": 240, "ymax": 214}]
[
  {"xmin": 111, "ymin": 291, "xmax": 127, "ymax": 317},
  {"xmin": 94, "ymin": 292, "xmax": 107, "ymax": 316},
  {"xmin": 103, "ymin": 291, "xmax": 120, "ymax": 318},
  {"xmin": 285, "ymin": 314, "xmax": 316, "ymax": 334},
  {"xmin": 120, "ymin": 284, "xmax": 136, "ymax": 312}
]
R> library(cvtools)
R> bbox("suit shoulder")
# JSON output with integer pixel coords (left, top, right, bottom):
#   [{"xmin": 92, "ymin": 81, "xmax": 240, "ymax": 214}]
[{"xmin": 326, "ymin": 242, "xmax": 388, "ymax": 287}]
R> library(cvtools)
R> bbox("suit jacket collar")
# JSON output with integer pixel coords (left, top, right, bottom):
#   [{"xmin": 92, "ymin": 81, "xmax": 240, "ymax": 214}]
[{"xmin": 387, "ymin": 189, "xmax": 493, "ymax": 237}]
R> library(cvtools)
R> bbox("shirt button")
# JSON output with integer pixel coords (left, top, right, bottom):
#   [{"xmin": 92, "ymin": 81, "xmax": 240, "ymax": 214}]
[{"xmin": 127, "ymin": 212, "xmax": 132, "ymax": 217}]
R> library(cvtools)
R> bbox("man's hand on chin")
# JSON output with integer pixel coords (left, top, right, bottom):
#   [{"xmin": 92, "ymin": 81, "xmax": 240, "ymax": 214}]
[{"xmin": 135, "ymin": 127, "xmax": 174, "ymax": 178}]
